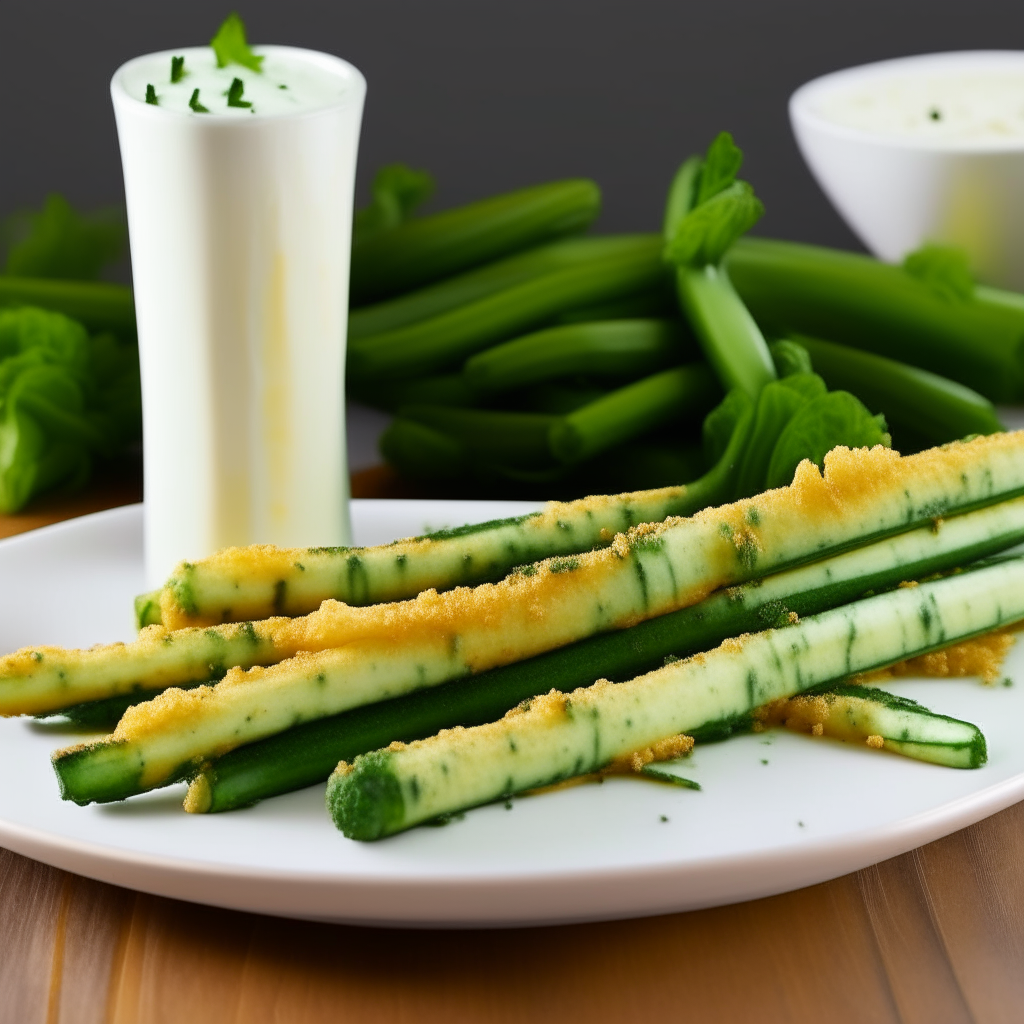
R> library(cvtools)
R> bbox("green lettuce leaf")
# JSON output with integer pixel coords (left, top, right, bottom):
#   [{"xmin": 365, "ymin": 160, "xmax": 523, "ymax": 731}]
[
  {"xmin": 695, "ymin": 131, "xmax": 743, "ymax": 206},
  {"xmin": 3, "ymin": 195, "xmax": 126, "ymax": 281},
  {"xmin": 702, "ymin": 388, "xmax": 753, "ymax": 466},
  {"xmin": 765, "ymin": 391, "xmax": 890, "ymax": 489},
  {"xmin": 0, "ymin": 307, "xmax": 140, "ymax": 511},
  {"xmin": 0, "ymin": 407, "xmax": 47, "ymax": 513},
  {"xmin": 768, "ymin": 339, "xmax": 813, "ymax": 378},
  {"xmin": 665, "ymin": 181, "xmax": 764, "ymax": 267},
  {"xmin": 732, "ymin": 373, "xmax": 828, "ymax": 498}
]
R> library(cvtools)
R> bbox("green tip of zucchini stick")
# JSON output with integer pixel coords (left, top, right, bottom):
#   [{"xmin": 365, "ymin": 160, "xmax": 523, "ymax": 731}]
[
  {"xmin": 327, "ymin": 752, "xmax": 406, "ymax": 841},
  {"xmin": 53, "ymin": 739, "xmax": 142, "ymax": 806},
  {"xmin": 758, "ymin": 683, "xmax": 987, "ymax": 769},
  {"xmin": 327, "ymin": 556, "xmax": 1024, "ymax": 839}
]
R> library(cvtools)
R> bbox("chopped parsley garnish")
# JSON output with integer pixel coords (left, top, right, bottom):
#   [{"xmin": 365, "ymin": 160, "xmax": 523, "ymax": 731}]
[
  {"xmin": 929, "ymin": 107, "xmax": 942, "ymax": 121},
  {"xmin": 226, "ymin": 77, "xmax": 252, "ymax": 108},
  {"xmin": 189, "ymin": 89, "xmax": 210, "ymax": 114},
  {"xmin": 170, "ymin": 56, "xmax": 186, "ymax": 83},
  {"xmin": 211, "ymin": 13, "xmax": 263, "ymax": 73},
  {"xmin": 145, "ymin": 84, "xmax": 158, "ymax": 105}
]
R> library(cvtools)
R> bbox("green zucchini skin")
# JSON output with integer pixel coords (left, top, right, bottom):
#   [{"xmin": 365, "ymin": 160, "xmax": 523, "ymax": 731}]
[
  {"xmin": 37, "ymin": 680, "xmax": 208, "ymax": 729},
  {"xmin": 767, "ymin": 683, "xmax": 987, "ymax": 769},
  {"xmin": 189, "ymin": 497, "xmax": 1024, "ymax": 812},
  {"xmin": 328, "ymin": 555, "xmax": 1024, "ymax": 840}
]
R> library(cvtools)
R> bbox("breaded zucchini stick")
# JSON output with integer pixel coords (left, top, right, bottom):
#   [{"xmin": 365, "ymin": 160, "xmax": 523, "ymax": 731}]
[
  {"xmin": 755, "ymin": 684, "xmax": 987, "ymax": 769},
  {"xmin": 49, "ymin": 433, "xmax": 1024, "ymax": 804},
  {"xmin": 328, "ymin": 556, "xmax": 1024, "ymax": 840},
  {"xmin": 142, "ymin": 485, "xmax": 696, "ymax": 628}
]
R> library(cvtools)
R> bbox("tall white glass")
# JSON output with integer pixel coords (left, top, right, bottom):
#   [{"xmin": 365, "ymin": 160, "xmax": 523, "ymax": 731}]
[{"xmin": 111, "ymin": 47, "xmax": 365, "ymax": 586}]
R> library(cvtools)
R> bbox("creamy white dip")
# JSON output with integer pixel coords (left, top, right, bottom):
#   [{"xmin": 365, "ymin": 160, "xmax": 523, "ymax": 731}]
[
  {"xmin": 804, "ymin": 53, "xmax": 1024, "ymax": 148},
  {"xmin": 118, "ymin": 46, "xmax": 349, "ymax": 117},
  {"xmin": 112, "ymin": 46, "xmax": 364, "ymax": 584}
]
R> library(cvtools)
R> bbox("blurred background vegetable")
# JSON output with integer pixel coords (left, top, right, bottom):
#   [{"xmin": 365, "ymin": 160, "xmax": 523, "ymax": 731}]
[
  {"xmin": 0, "ymin": 196, "xmax": 140, "ymax": 512},
  {"xmin": 0, "ymin": 133, "xmax": 1013, "ymax": 514}
]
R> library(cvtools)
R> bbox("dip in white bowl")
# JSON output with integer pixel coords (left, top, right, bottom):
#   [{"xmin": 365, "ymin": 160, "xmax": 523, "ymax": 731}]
[{"xmin": 791, "ymin": 52, "xmax": 1024, "ymax": 288}]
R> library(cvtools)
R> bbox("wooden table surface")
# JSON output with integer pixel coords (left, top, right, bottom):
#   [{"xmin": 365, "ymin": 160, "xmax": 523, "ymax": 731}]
[{"xmin": 3, "ymin": 476, "xmax": 1024, "ymax": 1024}]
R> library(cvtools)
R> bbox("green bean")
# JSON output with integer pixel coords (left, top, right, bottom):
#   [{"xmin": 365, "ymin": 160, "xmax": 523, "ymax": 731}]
[
  {"xmin": 399, "ymin": 406, "xmax": 558, "ymax": 471},
  {"xmin": 355, "ymin": 373, "xmax": 482, "ymax": 412},
  {"xmin": 551, "ymin": 285, "xmax": 677, "ymax": 324},
  {"xmin": 378, "ymin": 419, "xmax": 469, "ymax": 481},
  {"xmin": 725, "ymin": 237, "xmax": 1024, "ymax": 402},
  {"xmin": 350, "ymin": 179, "xmax": 601, "ymax": 305},
  {"xmin": 793, "ymin": 334, "xmax": 1004, "ymax": 448},
  {"xmin": 549, "ymin": 365, "xmax": 719, "ymax": 465},
  {"xmin": 524, "ymin": 383, "xmax": 611, "ymax": 414},
  {"xmin": 348, "ymin": 235, "xmax": 653, "ymax": 342},
  {"xmin": 0, "ymin": 277, "xmax": 135, "ymax": 337},
  {"xmin": 463, "ymin": 319, "xmax": 694, "ymax": 393},
  {"xmin": 599, "ymin": 441, "xmax": 706, "ymax": 491},
  {"xmin": 346, "ymin": 236, "xmax": 667, "ymax": 384}
]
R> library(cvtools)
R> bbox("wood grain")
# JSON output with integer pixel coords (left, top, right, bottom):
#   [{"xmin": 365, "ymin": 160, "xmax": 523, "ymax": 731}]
[
  {"xmin": 4, "ymin": 480, "xmax": 1024, "ymax": 1023},
  {"xmin": 11, "ymin": 815, "xmax": 1024, "ymax": 1024}
]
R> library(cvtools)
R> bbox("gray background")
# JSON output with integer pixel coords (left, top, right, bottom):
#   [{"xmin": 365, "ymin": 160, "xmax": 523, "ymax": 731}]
[{"xmin": 1, "ymin": 0, "xmax": 1020, "ymax": 252}]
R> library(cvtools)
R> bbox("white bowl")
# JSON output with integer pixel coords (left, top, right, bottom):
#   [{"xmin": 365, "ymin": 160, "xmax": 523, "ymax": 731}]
[{"xmin": 790, "ymin": 51, "xmax": 1024, "ymax": 290}]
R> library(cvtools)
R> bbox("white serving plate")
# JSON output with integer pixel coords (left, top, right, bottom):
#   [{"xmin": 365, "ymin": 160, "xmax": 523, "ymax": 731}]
[{"xmin": 2, "ymin": 500, "xmax": 1024, "ymax": 928}]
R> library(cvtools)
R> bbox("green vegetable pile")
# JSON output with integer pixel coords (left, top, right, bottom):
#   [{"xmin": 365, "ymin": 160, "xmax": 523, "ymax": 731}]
[
  {"xmin": 2, "ymin": 129, "xmax": 1013, "ymax": 515},
  {"xmin": 0, "ymin": 196, "xmax": 140, "ymax": 513},
  {"xmin": 349, "ymin": 133, "xmax": 1010, "ymax": 500}
]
